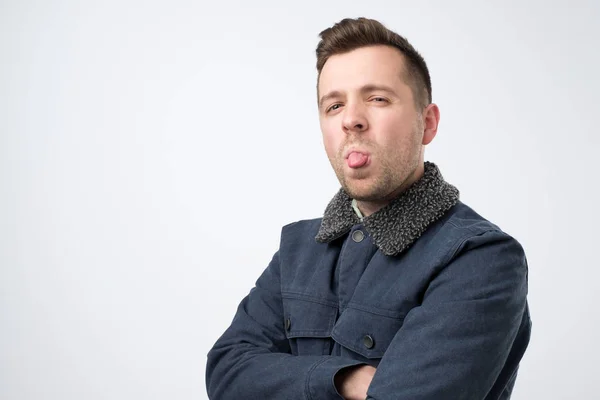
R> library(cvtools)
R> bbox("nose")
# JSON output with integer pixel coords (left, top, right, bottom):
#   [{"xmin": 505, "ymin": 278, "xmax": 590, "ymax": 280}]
[{"xmin": 342, "ymin": 102, "xmax": 368, "ymax": 133}]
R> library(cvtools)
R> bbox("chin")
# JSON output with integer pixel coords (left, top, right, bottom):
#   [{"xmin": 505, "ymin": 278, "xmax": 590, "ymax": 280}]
[
  {"xmin": 343, "ymin": 173, "xmax": 403, "ymax": 202},
  {"xmin": 343, "ymin": 182, "xmax": 381, "ymax": 201}
]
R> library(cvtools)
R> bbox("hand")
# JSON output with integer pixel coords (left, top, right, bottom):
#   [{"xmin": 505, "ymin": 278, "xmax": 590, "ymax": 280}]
[{"xmin": 334, "ymin": 365, "xmax": 377, "ymax": 400}]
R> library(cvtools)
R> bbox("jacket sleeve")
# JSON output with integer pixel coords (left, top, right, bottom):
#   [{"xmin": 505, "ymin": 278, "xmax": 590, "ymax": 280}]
[
  {"xmin": 366, "ymin": 229, "xmax": 531, "ymax": 400},
  {"xmin": 206, "ymin": 251, "xmax": 365, "ymax": 400}
]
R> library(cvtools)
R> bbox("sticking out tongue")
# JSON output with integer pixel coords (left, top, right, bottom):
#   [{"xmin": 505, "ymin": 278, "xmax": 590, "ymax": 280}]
[{"xmin": 347, "ymin": 152, "xmax": 369, "ymax": 168}]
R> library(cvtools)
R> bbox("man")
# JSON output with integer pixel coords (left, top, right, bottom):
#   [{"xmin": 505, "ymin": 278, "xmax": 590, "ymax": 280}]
[{"xmin": 206, "ymin": 17, "xmax": 531, "ymax": 400}]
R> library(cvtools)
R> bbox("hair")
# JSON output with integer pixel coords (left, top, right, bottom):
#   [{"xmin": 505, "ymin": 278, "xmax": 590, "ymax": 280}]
[{"xmin": 316, "ymin": 17, "xmax": 432, "ymax": 110}]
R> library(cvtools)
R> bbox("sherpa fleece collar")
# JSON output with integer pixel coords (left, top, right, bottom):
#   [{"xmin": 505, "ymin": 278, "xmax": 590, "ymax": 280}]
[{"xmin": 315, "ymin": 162, "xmax": 460, "ymax": 256}]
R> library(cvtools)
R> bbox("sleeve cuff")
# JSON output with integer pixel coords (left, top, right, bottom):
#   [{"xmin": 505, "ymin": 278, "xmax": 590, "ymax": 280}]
[{"xmin": 305, "ymin": 357, "xmax": 367, "ymax": 400}]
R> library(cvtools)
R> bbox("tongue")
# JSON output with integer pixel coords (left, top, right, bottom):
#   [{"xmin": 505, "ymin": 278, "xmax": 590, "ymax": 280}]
[{"xmin": 347, "ymin": 152, "xmax": 368, "ymax": 168}]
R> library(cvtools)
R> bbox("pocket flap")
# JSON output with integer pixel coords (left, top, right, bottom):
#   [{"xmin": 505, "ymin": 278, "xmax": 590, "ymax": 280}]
[
  {"xmin": 331, "ymin": 306, "xmax": 404, "ymax": 358},
  {"xmin": 281, "ymin": 295, "xmax": 337, "ymax": 339}
]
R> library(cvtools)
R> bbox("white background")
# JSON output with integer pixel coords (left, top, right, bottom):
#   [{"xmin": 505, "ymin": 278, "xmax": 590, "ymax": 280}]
[{"xmin": 1, "ymin": 0, "xmax": 599, "ymax": 399}]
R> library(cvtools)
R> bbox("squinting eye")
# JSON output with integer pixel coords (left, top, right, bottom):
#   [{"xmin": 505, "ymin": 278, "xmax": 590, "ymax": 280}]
[
  {"xmin": 327, "ymin": 104, "xmax": 342, "ymax": 112},
  {"xmin": 373, "ymin": 97, "xmax": 387, "ymax": 102}
]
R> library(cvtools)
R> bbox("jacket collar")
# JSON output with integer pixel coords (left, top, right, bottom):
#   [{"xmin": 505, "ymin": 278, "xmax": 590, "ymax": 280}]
[{"xmin": 315, "ymin": 162, "xmax": 460, "ymax": 256}]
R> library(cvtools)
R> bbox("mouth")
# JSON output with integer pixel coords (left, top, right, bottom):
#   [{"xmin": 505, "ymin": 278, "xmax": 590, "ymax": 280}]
[{"xmin": 345, "ymin": 150, "xmax": 371, "ymax": 169}]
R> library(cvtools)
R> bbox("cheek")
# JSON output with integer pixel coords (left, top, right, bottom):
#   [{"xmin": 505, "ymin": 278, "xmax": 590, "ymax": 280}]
[
  {"xmin": 375, "ymin": 114, "xmax": 416, "ymax": 148},
  {"xmin": 320, "ymin": 121, "xmax": 343, "ymax": 157}
]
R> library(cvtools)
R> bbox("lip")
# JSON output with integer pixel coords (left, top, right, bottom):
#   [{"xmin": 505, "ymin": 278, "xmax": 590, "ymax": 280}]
[{"xmin": 344, "ymin": 148, "xmax": 371, "ymax": 159}]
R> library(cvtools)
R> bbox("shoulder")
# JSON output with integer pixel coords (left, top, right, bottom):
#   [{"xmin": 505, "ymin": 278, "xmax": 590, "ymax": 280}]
[
  {"xmin": 279, "ymin": 218, "xmax": 323, "ymax": 244},
  {"xmin": 431, "ymin": 202, "xmax": 528, "ymax": 283},
  {"xmin": 407, "ymin": 201, "xmax": 527, "ymax": 271},
  {"xmin": 435, "ymin": 200, "xmax": 520, "ymax": 243},
  {"xmin": 441, "ymin": 200, "xmax": 501, "ymax": 232}
]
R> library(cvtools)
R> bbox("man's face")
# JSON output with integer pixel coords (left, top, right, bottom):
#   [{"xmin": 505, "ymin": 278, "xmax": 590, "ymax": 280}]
[{"xmin": 318, "ymin": 45, "xmax": 425, "ymax": 202}]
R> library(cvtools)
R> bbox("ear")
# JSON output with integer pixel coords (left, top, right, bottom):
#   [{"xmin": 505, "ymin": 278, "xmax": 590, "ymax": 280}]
[{"xmin": 421, "ymin": 103, "xmax": 440, "ymax": 145}]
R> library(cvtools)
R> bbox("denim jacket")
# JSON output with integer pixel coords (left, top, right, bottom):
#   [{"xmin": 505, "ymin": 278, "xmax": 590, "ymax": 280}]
[{"xmin": 206, "ymin": 162, "xmax": 531, "ymax": 399}]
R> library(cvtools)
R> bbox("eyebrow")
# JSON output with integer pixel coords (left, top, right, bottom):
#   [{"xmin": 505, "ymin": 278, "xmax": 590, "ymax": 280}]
[{"xmin": 318, "ymin": 84, "xmax": 397, "ymax": 109}]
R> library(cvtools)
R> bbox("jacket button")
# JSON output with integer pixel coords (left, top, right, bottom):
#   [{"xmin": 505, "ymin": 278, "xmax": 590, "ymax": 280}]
[
  {"xmin": 363, "ymin": 335, "xmax": 374, "ymax": 349},
  {"xmin": 285, "ymin": 318, "xmax": 291, "ymax": 331},
  {"xmin": 352, "ymin": 230, "xmax": 365, "ymax": 242}
]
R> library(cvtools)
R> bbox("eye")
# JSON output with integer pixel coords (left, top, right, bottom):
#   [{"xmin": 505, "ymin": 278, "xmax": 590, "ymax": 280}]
[
  {"xmin": 326, "ymin": 103, "xmax": 342, "ymax": 113},
  {"xmin": 371, "ymin": 97, "xmax": 389, "ymax": 103}
]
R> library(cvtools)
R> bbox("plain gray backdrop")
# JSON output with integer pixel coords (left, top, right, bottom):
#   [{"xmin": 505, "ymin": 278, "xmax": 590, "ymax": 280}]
[{"xmin": 2, "ymin": 0, "xmax": 599, "ymax": 399}]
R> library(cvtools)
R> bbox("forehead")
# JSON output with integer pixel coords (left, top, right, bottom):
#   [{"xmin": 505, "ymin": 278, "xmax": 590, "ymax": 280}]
[{"xmin": 318, "ymin": 45, "xmax": 408, "ymax": 94}]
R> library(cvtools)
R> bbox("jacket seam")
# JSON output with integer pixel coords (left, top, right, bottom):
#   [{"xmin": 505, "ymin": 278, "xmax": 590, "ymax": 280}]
[
  {"xmin": 286, "ymin": 330, "xmax": 332, "ymax": 337},
  {"xmin": 344, "ymin": 302, "xmax": 407, "ymax": 320},
  {"xmin": 282, "ymin": 292, "xmax": 338, "ymax": 308},
  {"xmin": 498, "ymin": 367, "xmax": 519, "ymax": 398},
  {"xmin": 441, "ymin": 225, "xmax": 501, "ymax": 266},
  {"xmin": 305, "ymin": 358, "xmax": 330, "ymax": 400}
]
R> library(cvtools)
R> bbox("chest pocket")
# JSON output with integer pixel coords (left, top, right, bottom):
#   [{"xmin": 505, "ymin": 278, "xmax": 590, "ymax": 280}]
[
  {"xmin": 281, "ymin": 294, "xmax": 337, "ymax": 356},
  {"xmin": 331, "ymin": 305, "xmax": 405, "ymax": 359}
]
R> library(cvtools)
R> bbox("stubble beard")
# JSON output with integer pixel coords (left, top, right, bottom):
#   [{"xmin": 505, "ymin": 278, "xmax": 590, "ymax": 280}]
[
  {"xmin": 333, "ymin": 118, "xmax": 424, "ymax": 203},
  {"xmin": 335, "ymin": 152, "xmax": 410, "ymax": 203}
]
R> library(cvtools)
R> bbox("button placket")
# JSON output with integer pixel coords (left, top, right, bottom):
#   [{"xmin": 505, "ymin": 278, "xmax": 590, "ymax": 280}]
[{"xmin": 337, "ymin": 225, "xmax": 375, "ymax": 312}]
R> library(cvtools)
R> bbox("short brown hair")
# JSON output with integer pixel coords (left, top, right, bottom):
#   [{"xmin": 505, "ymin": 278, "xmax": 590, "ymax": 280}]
[{"xmin": 316, "ymin": 17, "xmax": 432, "ymax": 110}]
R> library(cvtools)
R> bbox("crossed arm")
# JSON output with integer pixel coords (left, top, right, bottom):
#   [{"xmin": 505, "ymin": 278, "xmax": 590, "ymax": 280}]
[{"xmin": 206, "ymin": 230, "xmax": 530, "ymax": 399}]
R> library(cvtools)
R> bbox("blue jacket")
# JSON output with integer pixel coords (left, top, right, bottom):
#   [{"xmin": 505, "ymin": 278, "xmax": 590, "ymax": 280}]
[{"xmin": 206, "ymin": 163, "xmax": 531, "ymax": 399}]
